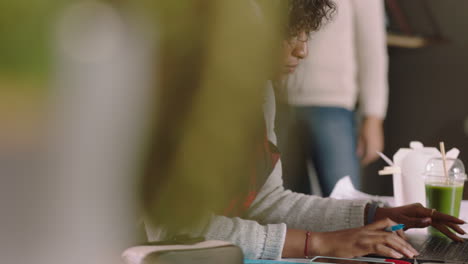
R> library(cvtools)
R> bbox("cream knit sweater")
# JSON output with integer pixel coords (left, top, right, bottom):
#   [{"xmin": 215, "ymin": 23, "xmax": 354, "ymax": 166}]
[
  {"xmin": 182, "ymin": 87, "xmax": 370, "ymax": 259},
  {"xmin": 285, "ymin": 0, "xmax": 388, "ymax": 118},
  {"xmin": 146, "ymin": 87, "xmax": 370, "ymax": 259}
]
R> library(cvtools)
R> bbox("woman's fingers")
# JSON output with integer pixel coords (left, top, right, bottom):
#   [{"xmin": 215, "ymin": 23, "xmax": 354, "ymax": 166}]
[
  {"xmin": 407, "ymin": 204, "xmax": 465, "ymax": 225},
  {"xmin": 367, "ymin": 218, "xmax": 419, "ymax": 257},
  {"xmin": 433, "ymin": 211, "xmax": 466, "ymax": 225},
  {"xmin": 396, "ymin": 229, "xmax": 407, "ymax": 240},
  {"xmin": 374, "ymin": 243, "xmax": 404, "ymax": 259},
  {"xmin": 367, "ymin": 231, "xmax": 418, "ymax": 258},
  {"xmin": 382, "ymin": 233, "xmax": 419, "ymax": 258},
  {"xmin": 445, "ymin": 222, "xmax": 467, "ymax": 235},
  {"xmin": 432, "ymin": 223, "xmax": 464, "ymax": 242}
]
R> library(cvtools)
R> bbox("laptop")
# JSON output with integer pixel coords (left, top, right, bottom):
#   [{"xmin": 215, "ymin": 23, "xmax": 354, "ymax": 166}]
[{"xmin": 407, "ymin": 230, "xmax": 468, "ymax": 263}]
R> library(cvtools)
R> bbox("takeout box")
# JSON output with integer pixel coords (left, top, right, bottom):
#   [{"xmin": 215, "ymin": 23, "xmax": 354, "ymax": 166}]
[{"xmin": 379, "ymin": 141, "xmax": 459, "ymax": 206}]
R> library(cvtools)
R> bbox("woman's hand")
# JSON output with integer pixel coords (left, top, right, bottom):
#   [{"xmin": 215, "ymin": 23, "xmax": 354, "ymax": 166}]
[
  {"xmin": 307, "ymin": 218, "xmax": 418, "ymax": 259},
  {"xmin": 375, "ymin": 203, "xmax": 466, "ymax": 242}
]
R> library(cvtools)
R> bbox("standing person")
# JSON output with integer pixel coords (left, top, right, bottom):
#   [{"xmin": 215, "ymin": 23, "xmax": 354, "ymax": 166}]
[{"xmin": 279, "ymin": 0, "xmax": 389, "ymax": 196}]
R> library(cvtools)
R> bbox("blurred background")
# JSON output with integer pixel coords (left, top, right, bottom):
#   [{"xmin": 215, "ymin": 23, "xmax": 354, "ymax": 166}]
[
  {"xmin": 0, "ymin": 0, "xmax": 62, "ymax": 151},
  {"xmin": 1, "ymin": 1, "xmax": 149, "ymax": 263},
  {"xmin": 0, "ymin": 0, "xmax": 282, "ymax": 263},
  {"xmin": 363, "ymin": 0, "xmax": 468, "ymax": 200}
]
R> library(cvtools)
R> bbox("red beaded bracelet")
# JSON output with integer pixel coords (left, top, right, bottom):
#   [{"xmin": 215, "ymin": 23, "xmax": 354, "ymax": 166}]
[{"xmin": 304, "ymin": 231, "xmax": 311, "ymax": 259}]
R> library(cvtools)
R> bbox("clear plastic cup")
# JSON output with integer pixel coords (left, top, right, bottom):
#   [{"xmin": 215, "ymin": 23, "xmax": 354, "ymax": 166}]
[{"xmin": 424, "ymin": 158, "xmax": 467, "ymax": 235}]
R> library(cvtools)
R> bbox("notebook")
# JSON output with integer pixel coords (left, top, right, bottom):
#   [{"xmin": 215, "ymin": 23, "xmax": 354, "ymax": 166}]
[{"xmin": 122, "ymin": 240, "xmax": 243, "ymax": 264}]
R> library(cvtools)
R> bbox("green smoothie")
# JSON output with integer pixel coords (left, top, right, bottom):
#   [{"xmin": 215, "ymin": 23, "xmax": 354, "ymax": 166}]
[
  {"xmin": 425, "ymin": 183, "xmax": 464, "ymax": 217},
  {"xmin": 425, "ymin": 183, "xmax": 464, "ymax": 236}
]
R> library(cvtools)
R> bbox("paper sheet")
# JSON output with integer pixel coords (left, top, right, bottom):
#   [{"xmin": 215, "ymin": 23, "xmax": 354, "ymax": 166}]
[{"xmin": 329, "ymin": 176, "xmax": 393, "ymax": 206}]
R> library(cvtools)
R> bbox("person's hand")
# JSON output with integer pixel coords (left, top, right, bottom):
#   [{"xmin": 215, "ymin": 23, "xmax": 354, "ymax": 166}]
[
  {"xmin": 375, "ymin": 203, "xmax": 467, "ymax": 242},
  {"xmin": 308, "ymin": 218, "xmax": 418, "ymax": 259},
  {"xmin": 357, "ymin": 116, "xmax": 384, "ymax": 166}
]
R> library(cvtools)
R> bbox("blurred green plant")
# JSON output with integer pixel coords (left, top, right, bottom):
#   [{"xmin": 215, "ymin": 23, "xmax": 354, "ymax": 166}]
[
  {"xmin": 140, "ymin": 0, "xmax": 285, "ymax": 235},
  {"xmin": 0, "ymin": 0, "xmax": 72, "ymax": 86},
  {"xmin": 0, "ymin": 0, "xmax": 287, "ymax": 238},
  {"xmin": 0, "ymin": 0, "xmax": 72, "ymax": 149}
]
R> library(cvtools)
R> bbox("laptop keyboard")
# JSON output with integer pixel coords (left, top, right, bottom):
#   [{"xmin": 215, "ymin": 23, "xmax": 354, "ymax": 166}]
[{"xmin": 418, "ymin": 236, "xmax": 468, "ymax": 261}]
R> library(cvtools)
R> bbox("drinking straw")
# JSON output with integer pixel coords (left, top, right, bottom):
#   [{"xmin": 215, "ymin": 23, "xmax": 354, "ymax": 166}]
[
  {"xmin": 377, "ymin": 151, "xmax": 394, "ymax": 166},
  {"xmin": 439, "ymin": 142, "xmax": 449, "ymax": 184}
]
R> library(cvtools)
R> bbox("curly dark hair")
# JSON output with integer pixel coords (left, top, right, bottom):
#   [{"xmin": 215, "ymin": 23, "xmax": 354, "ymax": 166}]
[{"xmin": 287, "ymin": 0, "xmax": 336, "ymax": 37}]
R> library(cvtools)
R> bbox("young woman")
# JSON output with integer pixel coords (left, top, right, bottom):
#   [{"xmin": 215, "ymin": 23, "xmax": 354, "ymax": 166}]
[{"xmin": 144, "ymin": 0, "xmax": 466, "ymax": 260}]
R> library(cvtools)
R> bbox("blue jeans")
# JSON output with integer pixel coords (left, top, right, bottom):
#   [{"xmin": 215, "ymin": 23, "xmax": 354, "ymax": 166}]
[{"xmin": 276, "ymin": 105, "xmax": 360, "ymax": 196}]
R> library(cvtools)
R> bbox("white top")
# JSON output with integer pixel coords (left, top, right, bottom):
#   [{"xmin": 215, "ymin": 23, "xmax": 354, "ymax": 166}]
[{"xmin": 285, "ymin": 0, "xmax": 388, "ymax": 118}]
